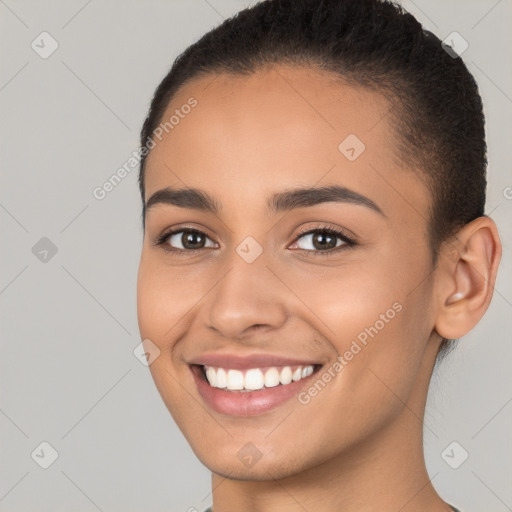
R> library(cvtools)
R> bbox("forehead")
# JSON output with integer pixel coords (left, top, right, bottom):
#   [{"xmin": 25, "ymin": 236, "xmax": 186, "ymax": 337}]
[{"xmin": 144, "ymin": 64, "xmax": 430, "ymax": 224}]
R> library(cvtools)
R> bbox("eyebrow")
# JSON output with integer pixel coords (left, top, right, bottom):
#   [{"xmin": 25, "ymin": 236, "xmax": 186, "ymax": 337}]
[{"xmin": 145, "ymin": 184, "xmax": 386, "ymax": 217}]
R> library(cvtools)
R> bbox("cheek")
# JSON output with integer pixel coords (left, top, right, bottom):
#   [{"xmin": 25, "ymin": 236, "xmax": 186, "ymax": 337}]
[
  {"xmin": 285, "ymin": 257, "xmax": 402, "ymax": 341},
  {"xmin": 136, "ymin": 255, "xmax": 204, "ymax": 347},
  {"xmin": 136, "ymin": 257, "xmax": 202, "ymax": 424},
  {"xmin": 290, "ymin": 248, "xmax": 432, "ymax": 387}
]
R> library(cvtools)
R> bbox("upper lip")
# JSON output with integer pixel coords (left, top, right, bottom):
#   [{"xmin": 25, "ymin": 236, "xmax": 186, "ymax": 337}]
[{"xmin": 188, "ymin": 353, "xmax": 322, "ymax": 370}]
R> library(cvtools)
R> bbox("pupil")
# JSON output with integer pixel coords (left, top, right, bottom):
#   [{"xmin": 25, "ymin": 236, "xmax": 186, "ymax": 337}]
[
  {"xmin": 183, "ymin": 231, "xmax": 204, "ymax": 249},
  {"xmin": 314, "ymin": 232, "xmax": 336, "ymax": 250}
]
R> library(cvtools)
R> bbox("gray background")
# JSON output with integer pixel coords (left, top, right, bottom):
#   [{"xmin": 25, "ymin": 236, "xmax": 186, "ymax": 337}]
[{"xmin": 0, "ymin": 0, "xmax": 511, "ymax": 511}]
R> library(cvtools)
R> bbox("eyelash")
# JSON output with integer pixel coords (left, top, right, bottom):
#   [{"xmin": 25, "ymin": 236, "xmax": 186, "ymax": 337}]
[{"xmin": 153, "ymin": 224, "xmax": 356, "ymax": 257}]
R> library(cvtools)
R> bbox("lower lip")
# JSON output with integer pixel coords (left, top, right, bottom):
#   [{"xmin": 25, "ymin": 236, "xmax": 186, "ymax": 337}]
[{"xmin": 190, "ymin": 365, "xmax": 321, "ymax": 417}]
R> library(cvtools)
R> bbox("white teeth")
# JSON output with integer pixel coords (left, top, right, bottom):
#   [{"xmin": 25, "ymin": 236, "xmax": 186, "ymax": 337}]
[
  {"xmin": 301, "ymin": 366, "xmax": 314, "ymax": 378},
  {"xmin": 264, "ymin": 367, "xmax": 280, "ymax": 388},
  {"xmin": 226, "ymin": 369, "xmax": 244, "ymax": 390},
  {"xmin": 203, "ymin": 364, "xmax": 316, "ymax": 391},
  {"xmin": 245, "ymin": 368, "xmax": 264, "ymax": 390},
  {"xmin": 217, "ymin": 368, "xmax": 227, "ymax": 388},
  {"xmin": 279, "ymin": 366, "xmax": 293, "ymax": 385},
  {"xmin": 206, "ymin": 366, "xmax": 216, "ymax": 387}
]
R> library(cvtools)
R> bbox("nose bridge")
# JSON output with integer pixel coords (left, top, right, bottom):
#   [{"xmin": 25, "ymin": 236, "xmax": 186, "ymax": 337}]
[{"xmin": 205, "ymin": 247, "xmax": 287, "ymax": 338}]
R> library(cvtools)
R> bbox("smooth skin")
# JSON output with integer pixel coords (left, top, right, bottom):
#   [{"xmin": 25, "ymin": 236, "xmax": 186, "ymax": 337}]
[{"xmin": 137, "ymin": 64, "xmax": 501, "ymax": 512}]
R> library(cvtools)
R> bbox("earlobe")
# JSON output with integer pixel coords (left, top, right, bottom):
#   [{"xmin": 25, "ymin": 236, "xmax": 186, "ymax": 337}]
[{"xmin": 434, "ymin": 216, "xmax": 502, "ymax": 340}]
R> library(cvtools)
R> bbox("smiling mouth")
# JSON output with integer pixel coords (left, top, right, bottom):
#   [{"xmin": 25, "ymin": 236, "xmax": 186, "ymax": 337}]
[{"xmin": 193, "ymin": 363, "xmax": 323, "ymax": 392}]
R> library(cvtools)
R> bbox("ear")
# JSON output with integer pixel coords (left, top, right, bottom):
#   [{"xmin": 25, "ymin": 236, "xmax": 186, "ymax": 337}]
[{"xmin": 434, "ymin": 216, "xmax": 502, "ymax": 340}]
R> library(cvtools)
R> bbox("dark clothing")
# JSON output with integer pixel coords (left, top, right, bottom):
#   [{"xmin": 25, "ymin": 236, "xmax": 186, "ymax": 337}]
[{"xmin": 204, "ymin": 505, "xmax": 462, "ymax": 511}]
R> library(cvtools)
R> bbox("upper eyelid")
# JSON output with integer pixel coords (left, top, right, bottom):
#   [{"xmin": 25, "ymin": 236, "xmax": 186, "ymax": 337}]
[{"xmin": 294, "ymin": 225, "xmax": 354, "ymax": 240}]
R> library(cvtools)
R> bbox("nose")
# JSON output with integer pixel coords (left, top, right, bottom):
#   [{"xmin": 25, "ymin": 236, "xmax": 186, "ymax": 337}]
[{"xmin": 204, "ymin": 255, "xmax": 288, "ymax": 340}]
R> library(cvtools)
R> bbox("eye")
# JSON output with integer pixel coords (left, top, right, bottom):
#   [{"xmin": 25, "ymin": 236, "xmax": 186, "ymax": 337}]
[
  {"xmin": 290, "ymin": 225, "xmax": 356, "ymax": 255},
  {"xmin": 153, "ymin": 224, "xmax": 356, "ymax": 256},
  {"xmin": 153, "ymin": 228, "xmax": 217, "ymax": 254}
]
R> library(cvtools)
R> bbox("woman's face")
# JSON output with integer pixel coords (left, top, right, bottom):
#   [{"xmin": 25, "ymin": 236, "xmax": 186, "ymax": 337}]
[{"xmin": 137, "ymin": 64, "xmax": 442, "ymax": 479}]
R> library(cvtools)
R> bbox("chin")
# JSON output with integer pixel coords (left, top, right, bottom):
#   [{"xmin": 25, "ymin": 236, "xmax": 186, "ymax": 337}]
[{"xmin": 194, "ymin": 445, "xmax": 311, "ymax": 482}]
